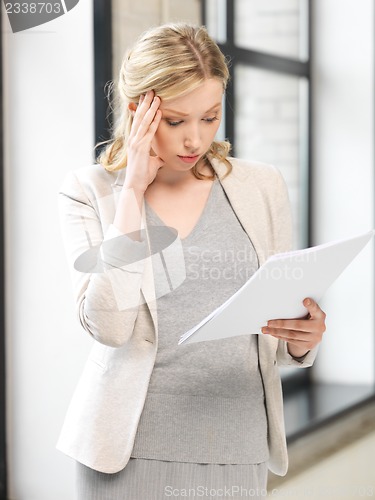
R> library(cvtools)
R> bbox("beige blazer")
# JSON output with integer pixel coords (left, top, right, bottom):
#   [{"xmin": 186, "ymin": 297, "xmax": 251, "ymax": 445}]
[{"xmin": 56, "ymin": 156, "xmax": 317, "ymax": 476}]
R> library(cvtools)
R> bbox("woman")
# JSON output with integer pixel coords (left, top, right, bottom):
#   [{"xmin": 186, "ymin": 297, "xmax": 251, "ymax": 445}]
[{"xmin": 57, "ymin": 23, "xmax": 326, "ymax": 499}]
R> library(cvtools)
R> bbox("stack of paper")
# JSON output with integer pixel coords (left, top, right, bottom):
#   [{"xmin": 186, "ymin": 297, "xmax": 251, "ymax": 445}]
[{"xmin": 178, "ymin": 230, "xmax": 374, "ymax": 345}]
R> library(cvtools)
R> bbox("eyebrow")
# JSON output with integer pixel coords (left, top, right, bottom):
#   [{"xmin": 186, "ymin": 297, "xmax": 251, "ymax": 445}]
[{"xmin": 162, "ymin": 103, "xmax": 222, "ymax": 117}]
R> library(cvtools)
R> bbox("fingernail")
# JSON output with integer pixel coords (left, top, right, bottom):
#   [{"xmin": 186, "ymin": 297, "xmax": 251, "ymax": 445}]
[{"xmin": 305, "ymin": 298, "xmax": 311, "ymax": 306}]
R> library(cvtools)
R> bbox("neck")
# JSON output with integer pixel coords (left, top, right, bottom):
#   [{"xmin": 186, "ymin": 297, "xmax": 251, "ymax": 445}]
[
  {"xmin": 153, "ymin": 159, "xmax": 214, "ymax": 188},
  {"xmin": 153, "ymin": 167, "xmax": 196, "ymax": 187}
]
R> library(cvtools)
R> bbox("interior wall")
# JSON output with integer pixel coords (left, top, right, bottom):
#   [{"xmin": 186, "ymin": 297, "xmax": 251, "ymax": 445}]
[
  {"xmin": 311, "ymin": 0, "xmax": 374, "ymax": 384},
  {"xmin": 3, "ymin": 2, "xmax": 94, "ymax": 499}
]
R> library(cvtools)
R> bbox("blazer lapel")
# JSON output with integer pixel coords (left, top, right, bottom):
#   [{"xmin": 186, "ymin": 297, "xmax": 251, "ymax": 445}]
[{"xmin": 210, "ymin": 157, "xmax": 269, "ymax": 266}]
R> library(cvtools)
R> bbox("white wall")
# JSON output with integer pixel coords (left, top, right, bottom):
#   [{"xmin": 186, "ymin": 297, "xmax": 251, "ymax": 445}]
[
  {"xmin": 3, "ymin": 1, "xmax": 94, "ymax": 498},
  {"xmin": 311, "ymin": 0, "xmax": 374, "ymax": 384}
]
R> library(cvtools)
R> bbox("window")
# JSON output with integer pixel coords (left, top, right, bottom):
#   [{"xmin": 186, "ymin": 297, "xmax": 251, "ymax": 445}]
[
  {"xmin": 202, "ymin": 0, "xmax": 375, "ymax": 439},
  {"xmin": 204, "ymin": 0, "xmax": 311, "ymax": 249},
  {"xmin": 203, "ymin": 0, "xmax": 312, "ymax": 430}
]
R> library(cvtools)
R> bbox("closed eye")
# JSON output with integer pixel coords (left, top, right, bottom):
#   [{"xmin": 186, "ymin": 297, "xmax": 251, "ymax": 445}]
[
  {"xmin": 204, "ymin": 116, "xmax": 219, "ymax": 123},
  {"xmin": 166, "ymin": 120, "xmax": 183, "ymax": 127},
  {"xmin": 166, "ymin": 116, "xmax": 219, "ymax": 127}
]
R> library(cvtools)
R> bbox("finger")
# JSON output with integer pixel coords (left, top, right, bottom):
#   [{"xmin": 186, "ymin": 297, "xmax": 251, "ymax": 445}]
[
  {"xmin": 266, "ymin": 317, "xmax": 322, "ymax": 333},
  {"xmin": 137, "ymin": 90, "xmax": 154, "ymax": 115},
  {"xmin": 267, "ymin": 318, "xmax": 309, "ymax": 332},
  {"xmin": 130, "ymin": 91, "xmax": 155, "ymax": 134},
  {"xmin": 265, "ymin": 318, "xmax": 326, "ymax": 337},
  {"xmin": 262, "ymin": 327, "xmax": 311, "ymax": 340},
  {"xmin": 303, "ymin": 298, "xmax": 326, "ymax": 321},
  {"xmin": 131, "ymin": 92, "xmax": 153, "ymax": 133},
  {"xmin": 133, "ymin": 96, "xmax": 161, "ymax": 142},
  {"xmin": 144, "ymin": 108, "xmax": 162, "ymax": 137},
  {"xmin": 267, "ymin": 299, "xmax": 326, "ymax": 331},
  {"xmin": 149, "ymin": 152, "xmax": 165, "ymax": 172},
  {"xmin": 261, "ymin": 328, "xmax": 316, "ymax": 349}
]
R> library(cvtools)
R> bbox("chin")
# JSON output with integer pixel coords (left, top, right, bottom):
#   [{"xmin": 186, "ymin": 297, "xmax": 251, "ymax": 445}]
[{"xmin": 165, "ymin": 160, "xmax": 194, "ymax": 170}]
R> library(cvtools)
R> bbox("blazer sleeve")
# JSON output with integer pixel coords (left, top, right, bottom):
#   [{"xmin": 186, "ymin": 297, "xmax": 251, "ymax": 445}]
[
  {"xmin": 58, "ymin": 170, "xmax": 149, "ymax": 348},
  {"xmin": 277, "ymin": 340, "xmax": 319, "ymax": 367}
]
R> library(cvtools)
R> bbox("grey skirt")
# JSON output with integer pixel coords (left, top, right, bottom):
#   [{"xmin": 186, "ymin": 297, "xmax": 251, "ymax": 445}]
[{"xmin": 76, "ymin": 458, "xmax": 268, "ymax": 500}]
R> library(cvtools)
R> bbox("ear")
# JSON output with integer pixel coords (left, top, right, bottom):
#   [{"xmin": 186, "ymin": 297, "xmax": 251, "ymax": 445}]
[{"xmin": 128, "ymin": 102, "xmax": 137, "ymax": 116}]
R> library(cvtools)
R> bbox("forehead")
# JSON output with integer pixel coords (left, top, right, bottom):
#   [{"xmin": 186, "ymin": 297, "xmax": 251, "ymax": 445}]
[{"xmin": 159, "ymin": 79, "xmax": 224, "ymax": 112}]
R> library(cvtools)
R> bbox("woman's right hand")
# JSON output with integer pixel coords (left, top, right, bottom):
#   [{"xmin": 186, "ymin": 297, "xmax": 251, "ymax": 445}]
[{"xmin": 124, "ymin": 90, "xmax": 164, "ymax": 193}]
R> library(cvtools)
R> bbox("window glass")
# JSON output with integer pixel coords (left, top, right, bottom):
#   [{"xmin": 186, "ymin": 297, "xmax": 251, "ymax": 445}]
[
  {"xmin": 234, "ymin": 65, "xmax": 309, "ymax": 248},
  {"xmin": 234, "ymin": 0, "xmax": 309, "ymax": 61},
  {"xmin": 205, "ymin": 0, "xmax": 227, "ymax": 43}
]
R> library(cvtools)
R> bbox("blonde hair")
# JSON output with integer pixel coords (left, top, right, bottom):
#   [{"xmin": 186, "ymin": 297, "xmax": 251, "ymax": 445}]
[{"xmin": 96, "ymin": 23, "xmax": 232, "ymax": 179}]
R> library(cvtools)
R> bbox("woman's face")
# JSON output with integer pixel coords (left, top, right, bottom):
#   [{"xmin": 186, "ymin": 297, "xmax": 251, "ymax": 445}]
[{"xmin": 151, "ymin": 78, "xmax": 223, "ymax": 172}]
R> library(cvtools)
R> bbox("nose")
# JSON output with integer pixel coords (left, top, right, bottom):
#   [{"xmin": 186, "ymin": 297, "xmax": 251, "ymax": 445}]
[{"xmin": 184, "ymin": 124, "xmax": 201, "ymax": 152}]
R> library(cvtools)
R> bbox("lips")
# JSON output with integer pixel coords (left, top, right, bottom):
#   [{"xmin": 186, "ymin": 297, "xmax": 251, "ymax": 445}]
[{"xmin": 178, "ymin": 155, "xmax": 200, "ymax": 164}]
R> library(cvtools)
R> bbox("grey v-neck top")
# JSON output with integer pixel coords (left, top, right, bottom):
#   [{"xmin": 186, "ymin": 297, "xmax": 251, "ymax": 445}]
[{"xmin": 131, "ymin": 176, "xmax": 269, "ymax": 464}]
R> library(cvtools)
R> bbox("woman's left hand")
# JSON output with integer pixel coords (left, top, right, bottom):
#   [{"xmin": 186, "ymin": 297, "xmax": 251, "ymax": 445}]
[{"xmin": 261, "ymin": 298, "xmax": 326, "ymax": 358}]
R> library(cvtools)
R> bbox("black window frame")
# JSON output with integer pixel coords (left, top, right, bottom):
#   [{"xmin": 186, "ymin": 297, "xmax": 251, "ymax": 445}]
[{"xmin": 93, "ymin": 0, "xmax": 113, "ymax": 150}]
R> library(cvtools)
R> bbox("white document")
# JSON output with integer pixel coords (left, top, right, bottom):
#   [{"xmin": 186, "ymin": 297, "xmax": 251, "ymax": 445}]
[{"xmin": 178, "ymin": 230, "xmax": 375, "ymax": 345}]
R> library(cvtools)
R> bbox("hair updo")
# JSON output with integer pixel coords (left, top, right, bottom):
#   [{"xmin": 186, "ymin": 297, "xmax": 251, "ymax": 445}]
[{"xmin": 96, "ymin": 23, "xmax": 232, "ymax": 179}]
